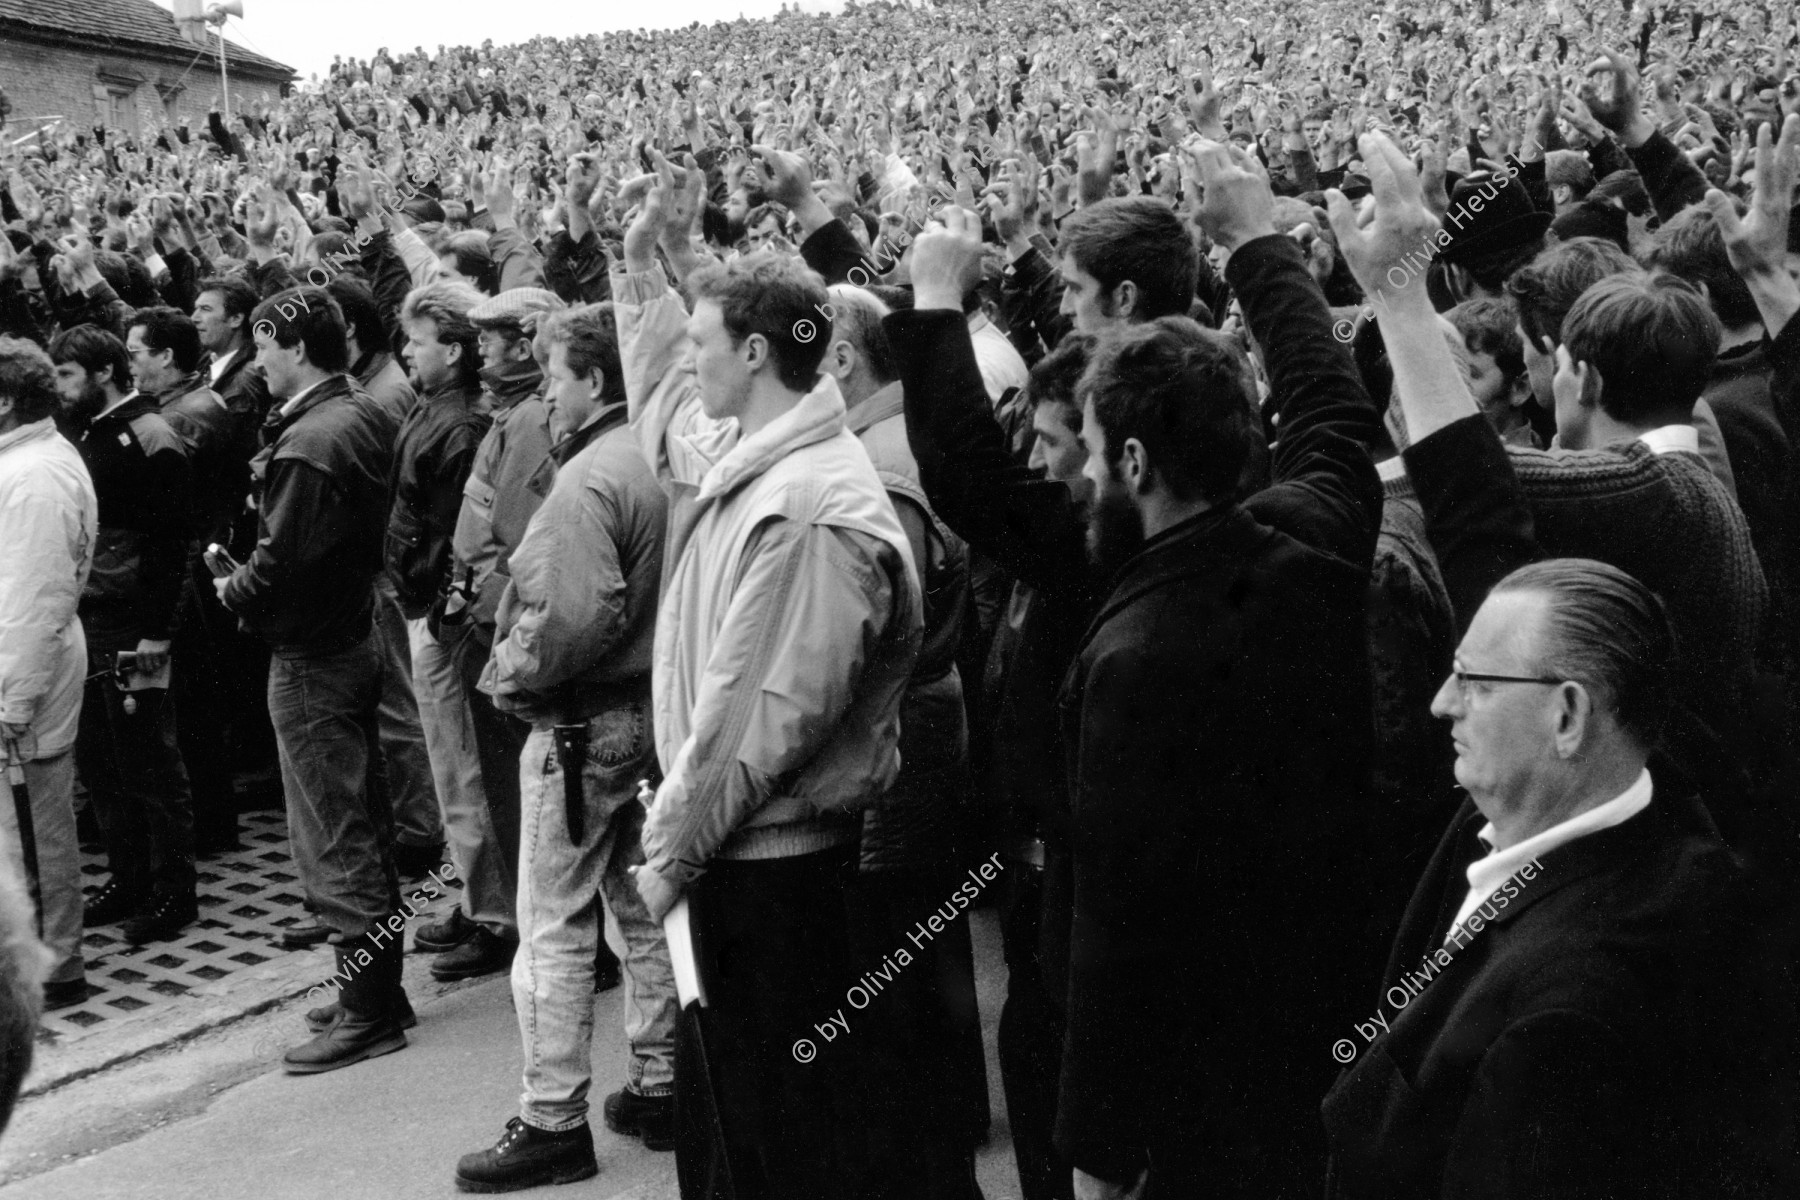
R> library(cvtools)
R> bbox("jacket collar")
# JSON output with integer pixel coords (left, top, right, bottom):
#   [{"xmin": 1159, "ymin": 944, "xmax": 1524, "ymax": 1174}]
[
  {"xmin": 354, "ymin": 349, "xmax": 394, "ymax": 385},
  {"xmin": 0, "ymin": 417, "xmax": 59, "ymax": 457},
  {"xmin": 264, "ymin": 374, "xmax": 352, "ymax": 438},
  {"xmin": 843, "ymin": 380, "xmax": 904, "ymax": 436},
  {"xmin": 420, "ymin": 377, "xmax": 486, "ymax": 410},
  {"xmin": 89, "ymin": 391, "xmax": 156, "ymax": 428},
  {"xmin": 696, "ymin": 374, "xmax": 848, "ymax": 504},
  {"xmin": 480, "ymin": 358, "xmax": 543, "ymax": 409},
  {"xmin": 550, "ymin": 400, "xmax": 628, "ymax": 467},
  {"xmin": 1461, "ymin": 788, "xmax": 1676, "ymax": 934},
  {"xmin": 1711, "ymin": 338, "xmax": 1767, "ymax": 382},
  {"xmin": 148, "ymin": 370, "xmax": 210, "ymax": 407},
  {"xmin": 1083, "ymin": 504, "xmax": 1252, "ymax": 635}
]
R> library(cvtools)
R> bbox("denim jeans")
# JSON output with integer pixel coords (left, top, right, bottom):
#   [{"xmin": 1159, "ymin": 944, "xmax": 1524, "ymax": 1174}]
[
  {"xmin": 372, "ymin": 577, "xmax": 441, "ymax": 851},
  {"xmin": 0, "ymin": 750, "xmax": 84, "ymax": 985},
  {"xmin": 77, "ymin": 642, "xmax": 196, "ymax": 900},
  {"xmin": 406, "ymin": 617, "xmax": 512, "ymax": 935},
  {"xmin": 513, "ymin": 695, "xmax": 676, "ymax": 1132},
  {"xmin": 267, "ymin": 632, "xmax": 399, "ymax": 938}
]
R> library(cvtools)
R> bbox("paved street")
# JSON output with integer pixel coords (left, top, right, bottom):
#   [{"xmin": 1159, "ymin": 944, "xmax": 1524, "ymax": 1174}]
[{"xmin": 0, "ymin": 901, "xmax": 1021, "ymax": 1199}]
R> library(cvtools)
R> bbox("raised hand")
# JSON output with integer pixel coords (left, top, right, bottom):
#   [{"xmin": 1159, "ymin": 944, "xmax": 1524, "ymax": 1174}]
[
  {"xmin": 565, "ymin": 153, "xmax": 603, "ymax": 208},
  {"xmin": 621, "ymin": 158, "xmax": 675, "ymax": 275},
  {"xmin": 1187, "ymin": 137, "xmax": 1277, "ymax": 259},
  {"xmin": 245, "ymin": 185, "xmax": 283, "ymax": 250},
  {"xmin": 1580, "ymin": 49, "xmax": 1655, "ymax": 147},
  {"xmin": 8, "ymin": 171, "xmax": 43, "ymax": 228},
  {"xmin": 1190, "ymin": 68, "xmax": 1228, "ymax": 142},
  {"xmin": 984, "ymin": 155, "xmax": 1040, "ymax": 250},
  {"xmin": 656, "ymin": 151, "xmax": 706, "ymax": 249},
  {"xmin": 339, "ymin": 161, "xmax": 378, "ymax": 223},
  {"xmin": 1702, "ymin": 113, "xmax": 1800, "ymax": 334},
  {"xmin": 750, "ymin": 143, "xmax": 815, "ymax": 211},
  {"xmin": 1323, "ymin": 131, "xmax": 1442, "ymax": 310},
  {"xmin": 485, "ymin": 158, "xmax": 517, "ymax": 225},
  {"xmin": 908, "ymin": 205, "xmax": 986, "ymax": 312},
  {"xmin": 125, "ymin": 211, "xmax": 157, "ymax": 258}
]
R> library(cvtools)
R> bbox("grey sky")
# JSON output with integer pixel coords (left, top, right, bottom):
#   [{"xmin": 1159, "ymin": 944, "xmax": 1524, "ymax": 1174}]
[{"xmin": 152, "ymin": 0, "xmax": 840, "ymax": 80}]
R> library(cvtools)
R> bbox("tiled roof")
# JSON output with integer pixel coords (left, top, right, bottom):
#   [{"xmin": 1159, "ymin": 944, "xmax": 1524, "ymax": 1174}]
[{"xmin": 0, "ymin": 0, "xmax": 293, "ymax": 78}]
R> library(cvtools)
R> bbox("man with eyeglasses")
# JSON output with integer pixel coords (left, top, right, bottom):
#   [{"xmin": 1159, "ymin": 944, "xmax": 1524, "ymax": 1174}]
[{"xmin": 1322, "ymin": 556, "xmax": 1798, "ymax": 1198}]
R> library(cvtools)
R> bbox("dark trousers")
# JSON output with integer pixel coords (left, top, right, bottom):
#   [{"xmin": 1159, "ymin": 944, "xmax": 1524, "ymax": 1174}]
[
  {"xmin": 77, "ymin": 642, "xmax": 196, "ymax": 899},
  {"xmin": 171, "ymin": 559, "xmax": 240, "ymax": 847},
  {"xmin": 849, "ymin": 868, "xmax": 987, "ymax": 1200},
  {"xmin": 451, "ymin": 623, "xmax": 524, "ymax": 905},
  {"xmin": 677, "ymin": 846, "xmax": 869, "ymax": 1200},
  {"xmin": 996, "ymin": 865, "xmax": 1071, "ymax": 1200},
  {"xmin": 267, "ymin": 633, "xmax": 399, "ymax": 938}
]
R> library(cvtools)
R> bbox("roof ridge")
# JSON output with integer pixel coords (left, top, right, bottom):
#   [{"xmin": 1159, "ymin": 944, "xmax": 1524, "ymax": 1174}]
[{"xmin": 0, "ymin": 0, "xmax": 293, "ymax": 77}]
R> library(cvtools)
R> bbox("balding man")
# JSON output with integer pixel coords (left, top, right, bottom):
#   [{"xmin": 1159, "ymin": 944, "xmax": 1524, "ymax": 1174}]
[{"xmin": 1324, "ymin": 558, "xmax": 1798, "ymax": 1199}]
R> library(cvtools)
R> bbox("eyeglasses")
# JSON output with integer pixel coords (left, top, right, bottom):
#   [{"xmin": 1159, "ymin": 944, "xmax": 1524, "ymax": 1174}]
[{"xmin": 1451, "ymin": 666, "xmax": 1567, "ymax": 698}]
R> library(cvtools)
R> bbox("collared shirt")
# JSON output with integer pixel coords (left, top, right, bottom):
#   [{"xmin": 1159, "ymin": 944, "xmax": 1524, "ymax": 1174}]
[
  {"xmin": 209, "ymin": 346, "xmax": 240, "ymax": 387},
  {"xmin": 968, "ymin": 312, "xmax": 1029, "ymax": 403},
  {"xmin": 1637, "ymin": 424, "xmax": 1700, "ymax": 456},
  {"xmin": 1445, "ymin": 768, "xmax": 1653, "ymax": 945}
]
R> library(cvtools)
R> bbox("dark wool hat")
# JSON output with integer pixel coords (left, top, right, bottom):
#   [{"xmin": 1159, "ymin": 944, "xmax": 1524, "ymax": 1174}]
[
  {"xmin": 1438, "ymin": 169, "xmax": 1552, "ymax": 266},
  {"xmin": 1550, "ymin": 199, "xmax": 1630, "ymax": 253},
  {"xmin": 400, "ymin": 194, "xmax": 446, "ymax": 224}
]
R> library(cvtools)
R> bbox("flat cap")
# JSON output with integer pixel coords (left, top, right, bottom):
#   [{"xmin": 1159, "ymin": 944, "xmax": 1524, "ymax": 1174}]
[{"xmin": 469, "ymin": 287, "xmax": 566, "ymax": 331}]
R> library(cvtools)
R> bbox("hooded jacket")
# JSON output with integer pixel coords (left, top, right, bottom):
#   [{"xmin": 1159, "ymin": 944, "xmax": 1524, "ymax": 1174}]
[
  {"xmin": 0, "ymin": 419, "xmax": 96, "ymax": 759},
  {"xmin": 616, "ymin": 268, "xmax": 922, "ymax": 885}
]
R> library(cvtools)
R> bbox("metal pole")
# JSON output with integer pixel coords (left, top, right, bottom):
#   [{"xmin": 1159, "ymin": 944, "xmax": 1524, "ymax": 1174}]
[{"xmin": 218, "ymin": 28, "xmax": 230, "ymax": 124}]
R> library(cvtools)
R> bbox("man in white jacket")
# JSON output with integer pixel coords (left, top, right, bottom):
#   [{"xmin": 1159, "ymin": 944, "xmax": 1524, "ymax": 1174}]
[
  {"xmin": 617, "ymin": 165, "xmax": 922, "ymax": 1197},
  {"xmin": 0, "ymin": 337, "xmax": 97, "ymax": 1011}
]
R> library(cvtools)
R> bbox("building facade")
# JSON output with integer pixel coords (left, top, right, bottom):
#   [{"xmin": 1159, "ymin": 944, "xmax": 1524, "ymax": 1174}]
[{"xmin": 0, "ymin": 0, "xmax": 291, "ymax": 140}]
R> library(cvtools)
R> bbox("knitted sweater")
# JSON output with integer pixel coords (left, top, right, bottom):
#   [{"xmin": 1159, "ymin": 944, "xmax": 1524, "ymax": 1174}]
[{"xmin": 1505, "ymin": 434, "xmax": 1766, "ymax": 734}]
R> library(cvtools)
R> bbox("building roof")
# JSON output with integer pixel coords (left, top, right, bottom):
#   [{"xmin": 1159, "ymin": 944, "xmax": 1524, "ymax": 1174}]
[{"xmin": 0, "ymin": 0, "xmax": 293, "ymax": 79}]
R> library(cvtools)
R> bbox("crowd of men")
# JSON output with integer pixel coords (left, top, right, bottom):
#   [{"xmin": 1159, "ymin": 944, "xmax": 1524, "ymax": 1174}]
[{"xmin": 3, "ymin": 0, "xmax": 1800, "ymax": 1195}]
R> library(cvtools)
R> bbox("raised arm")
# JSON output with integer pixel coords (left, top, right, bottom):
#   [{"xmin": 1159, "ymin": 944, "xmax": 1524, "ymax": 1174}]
[
  {"xmin": 615, "ymin": 160, "xmax": 718, "ymax": 494},
  {"xmin": 1705, "ymin": 115, "xmax": 1800, "ymax": 344},
  {"xmin": 1327, "ymin": 133, "xmax": 1541, "ymax": 627},
  {"xmin": 1194, "ymin": 137, "xmax": 1380, "ymax": 563},
  {"xmin": 885, "ymin": 207, "xmax": 1091, "ymax": 595}
]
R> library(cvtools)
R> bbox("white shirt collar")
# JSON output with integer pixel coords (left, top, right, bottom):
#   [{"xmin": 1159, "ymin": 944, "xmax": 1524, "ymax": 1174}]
[
  {"xmin": 1447, "ymin": 768, "xmax": 1653, "ymax": 945},
  {"xmin": 1637, "ymin": 424, "xmax": 1700, "ymax": 456},
  {"xmin": 208, "ymin": 347, "xmax": 237, "ymax": 385},
  {"xmin": 278, "ymin": 377, "xmax": 332, "ymax": 419},
  {"xmin": 94, "ymin": 389, "xmax": 139, "ymax": 423}
]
